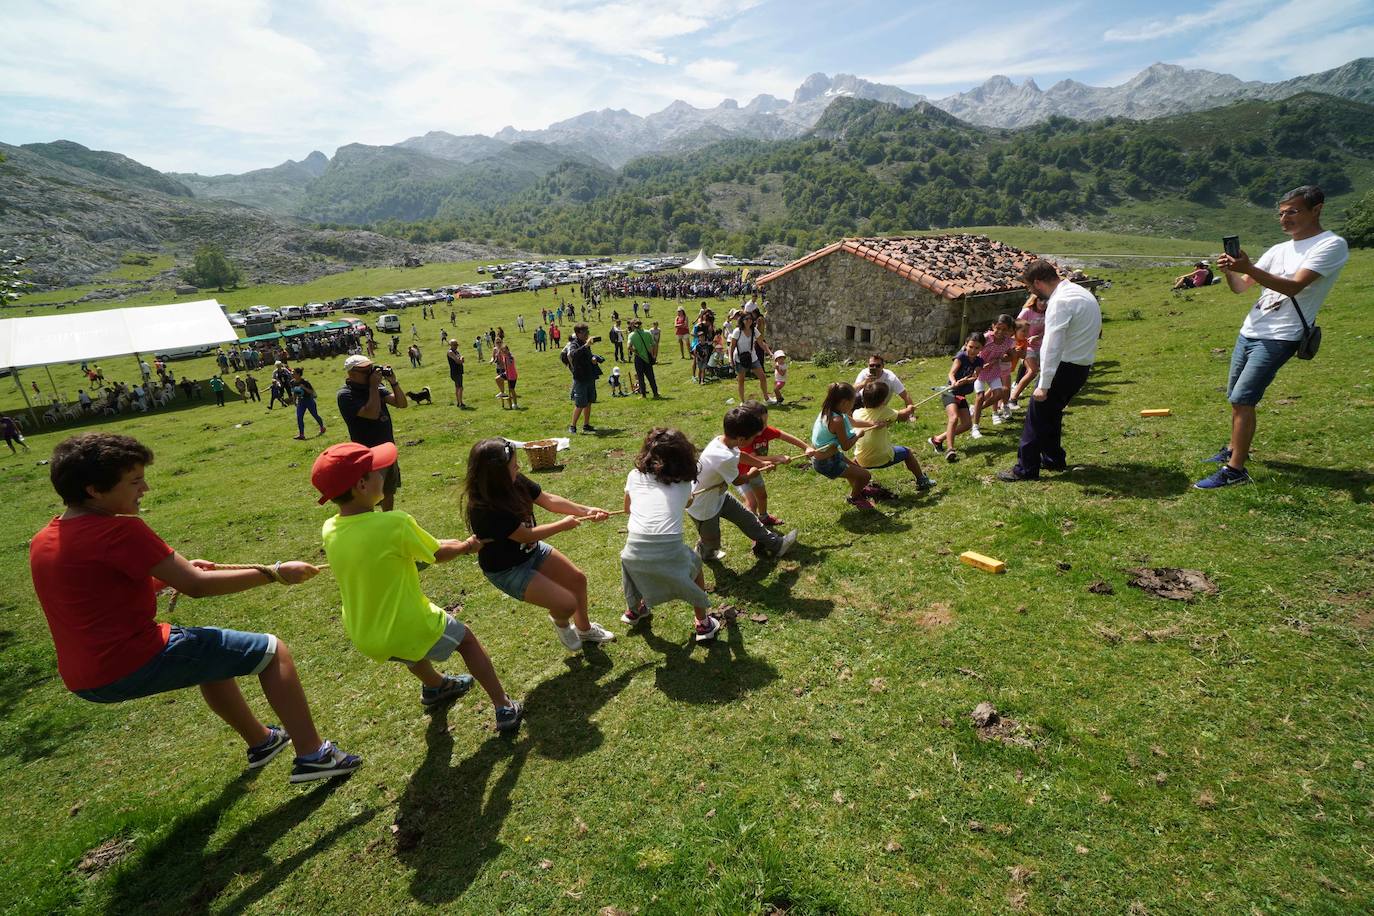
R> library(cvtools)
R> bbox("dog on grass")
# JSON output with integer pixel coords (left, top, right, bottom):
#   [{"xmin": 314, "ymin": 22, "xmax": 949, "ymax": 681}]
[{"xmin": 406, "ymin": 386, "xmax": 432, "ymax": 405}]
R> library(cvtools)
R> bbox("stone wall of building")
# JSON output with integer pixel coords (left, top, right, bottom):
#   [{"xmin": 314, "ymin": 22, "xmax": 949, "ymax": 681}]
[{"xmin": 763, "ymin": 250, "xmax": 1027, "ymax": 360}]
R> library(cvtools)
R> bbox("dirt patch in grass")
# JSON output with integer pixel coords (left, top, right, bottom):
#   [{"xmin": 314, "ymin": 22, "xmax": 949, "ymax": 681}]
[
  {"xmin": 970, "ymin": 702, "xmax": 1040, "ymax": 748},
  {"xmin": 1125, "ymin": 567, "xmax": 1217, "ymax": 602},
  {"xmin": 75, "ymin": 837, "xmax": 135, "ymax": 877}
]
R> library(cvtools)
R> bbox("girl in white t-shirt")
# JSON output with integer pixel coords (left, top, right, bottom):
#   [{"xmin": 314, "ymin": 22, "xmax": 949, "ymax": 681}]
[{"xmin": 619, "ymin": 428, "xmax": 718, "ymax": 641}]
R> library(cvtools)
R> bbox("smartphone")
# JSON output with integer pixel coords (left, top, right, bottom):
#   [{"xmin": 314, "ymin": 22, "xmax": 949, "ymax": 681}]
[{"xmin": 1222, "ymin": 235, "xmax": 1240, "ymax": 259}]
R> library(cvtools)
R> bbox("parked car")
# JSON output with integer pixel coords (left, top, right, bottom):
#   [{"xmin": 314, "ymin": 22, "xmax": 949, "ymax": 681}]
[
  {"xmin": 247, "ymin": 305, "xmax": 280, "ymax": 321},
  {"xmin": 304, "ymin": 302, "xmax": 331, "ymax": 317},
  {"xmin": 157, "ymin": 345, "xmax": 212, "ymax": 361},
  {"xmin": 227, "ymin": 311, "xmax": 247, "ymax": 327},
  {"xmin": 377, "ymin": 313, "xmax": 401, "ymax": 334},
  {"xmin": 279, "ymin": 305, "xmax": 304, "ymax": 321}
]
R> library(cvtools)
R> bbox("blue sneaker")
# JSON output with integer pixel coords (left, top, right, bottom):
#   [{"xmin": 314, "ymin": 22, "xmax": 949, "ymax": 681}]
[
  {"xmin": 495, "ymin": 701, "xmax": 524, "ymax": 734},
  {"xmin": 289, "ymin": 740, "xmax": 363, "ymax": 783},
  {"xmin": 1203, "ymin": 446, "xmax": 1233, "ymax": 464},
  {"xmin": 421, "ymin": 674, "xmax": 474, "ymax": 708},
  {"xmin": 245, "ymin": 725, "xmax": 290, "ymax": 770},
  {"xmin": 1194, "ymin": 465, "xmax": 1251, "ymax": 489}
]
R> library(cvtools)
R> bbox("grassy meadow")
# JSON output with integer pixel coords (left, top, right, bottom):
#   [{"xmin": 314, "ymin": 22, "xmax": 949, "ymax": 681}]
[{"xmin": 1, "ymin": 233, "xmax": 1371, "ymax": 915}]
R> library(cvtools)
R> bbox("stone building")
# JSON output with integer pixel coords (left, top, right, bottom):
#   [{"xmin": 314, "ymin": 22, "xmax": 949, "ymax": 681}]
[{"xmin": 756, "ymin": 234, "xmax": 1039, "ymax": 360}]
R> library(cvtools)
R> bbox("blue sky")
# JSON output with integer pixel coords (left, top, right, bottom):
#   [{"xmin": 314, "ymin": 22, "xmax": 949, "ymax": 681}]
[{"xmin": 2, "ymin": 0, "xmax": 1370, "ymax": 175}]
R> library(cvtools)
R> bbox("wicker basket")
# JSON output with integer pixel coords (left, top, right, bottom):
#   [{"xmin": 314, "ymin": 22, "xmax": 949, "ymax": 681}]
[{"xmin": 523, "ymin": 439, "xmax": 559, "ymax": 470}]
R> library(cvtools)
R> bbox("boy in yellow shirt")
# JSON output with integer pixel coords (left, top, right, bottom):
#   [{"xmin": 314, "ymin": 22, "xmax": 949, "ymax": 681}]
[
  {"xmin": 312, "ymin": 442, "xmax": 522, "ymax": 732},
  {"xmin": 854, "ymin": 380, "xmax": 935, "ymax": 492}
]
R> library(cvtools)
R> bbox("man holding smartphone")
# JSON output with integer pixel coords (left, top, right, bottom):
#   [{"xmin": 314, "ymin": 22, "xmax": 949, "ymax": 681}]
[
  {"xmin": 337, "ymin": 355, "xmax": 408, "ymax": 510},
  {"xmin": 1197, "ymin": 185, "xmax": 1348, "ymax": 490}
]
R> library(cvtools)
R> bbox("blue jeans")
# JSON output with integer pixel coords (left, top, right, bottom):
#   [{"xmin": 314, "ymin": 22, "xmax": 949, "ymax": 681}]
[
  {"xmin": 1227, "ymin": 334, "xmax": 1298, "ymax": 406},
  {"xmin": 75, "ymin": 626, "xmax": 276, "ymax": 703},
  {"xmin": 296, "ymin": 396, "xmax": 323, "ymax": 435},
  {"xmin": 483, "ymin": 541, "xmax": 553, "ymax": 600}
]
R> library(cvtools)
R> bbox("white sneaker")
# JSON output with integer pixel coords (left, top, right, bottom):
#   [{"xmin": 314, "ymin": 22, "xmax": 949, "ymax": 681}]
[
  {"xmin": 776, "ymin": 529, "xmax": 799, "ymax": 558},
  {"xmin": 550, "ymin": 616, "xmax": 582, "ymax": 651},
  {"xmin": 576, "ymin": 621, "xmax": 616, "ymax": 644},
  {"xmin": 1007, "ymin": 401, "xmax": 1019, "ymax": 411},
  {"xmin": 991, "ymin": 414, "xmax": 1004, "ymax": 425},
  {"xmin": 969, "ymin": 426, "xmax": 983, "ymax": 439}
]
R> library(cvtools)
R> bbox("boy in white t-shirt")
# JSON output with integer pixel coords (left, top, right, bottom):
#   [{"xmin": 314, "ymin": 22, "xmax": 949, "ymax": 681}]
[
  {"xmin": 1198, "ymin": 184, "xmax": 1349, "ymax": 489},
  {"xmin": 687, "ymin": 406, "xmax": 798, "ymax": 563}
]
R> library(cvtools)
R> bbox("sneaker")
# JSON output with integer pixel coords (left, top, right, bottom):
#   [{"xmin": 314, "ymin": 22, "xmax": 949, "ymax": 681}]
[
  {"xmin": 621, "ymin": 601, "xmax": 653, "ymax": 625},
  {"xmin": 246, "ymin": 725, "xmax": 290, "ymax": 770},
  {"xmin": 759, "ymin": 513, "xmax": 783, "ymax": 527},
  {"xmin": 969, "ymin": 426, "xmax": 983, "ymax": 439},
  {"xmin": 991, "ymin": 414, "xmax": 1005, "ymax": 425},
  {"xmin": 1194, "ymin": 465, "xmax": 1251, "ymax": 489},
  {"xmin": 775, "ymin": 529, "xmax": 799, "ymax": 557},
  {"xmin": 915, "ymin": 475, "xmax": 935, "ymax": 490},
  {"xmin": 694, "ymin": 615, "xmax": 722, "ymax": 643},
  {"xmin": 928, "ymin": 436, "xmax": 943, "ymax": 453},
  {"xmin": 495, "ymin": 701, "xmax": 524, "ymax": 733},
  {"xmin": 289, "ymin": 740, "xmax": 362, "ymax": 783},
  {"xmin": 568, "ymin": 425, "xmax": 578, "ymax": 435},
  {"xmin": 1007, "ymin": 401, "xmax": 1019, "ymax": 411},
  {"xmin": 698, "ymin": 545, "xmax": 728, "ymax": 561},
  {"xmin": 945, "ymin": 450, "xmax": 959, "ymax": 463},
  {"xmin": 1202, "ymin": 446, "xmax": 1233, "ymax": 464},
  {"xmin": 550, "ymin": 616, "xmax": 583, "ymax": 651},
  {"xmin": 846, "ymin": 495, "xmax": 875, "ymax": 510},
  {"xmin": 576, "ymin": 621, "xmax": 617, "ymax": 645},
  {"xmin": 583, "ymin": 424, "xmax": 596, "ymax": 433},
  {"xmin": 420, "ymin": 673, "xmax": 474, "ymax": 708},
  {"xmin": 996, "ymin": 468, "xmax": 1037, "ymax": 482},
  {"xmin": 861, "ymin": 483, "xmax": 883, "ymax": 497}
]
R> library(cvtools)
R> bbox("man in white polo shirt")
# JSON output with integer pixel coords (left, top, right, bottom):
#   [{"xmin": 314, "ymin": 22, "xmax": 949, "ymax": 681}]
[
  {"xmin": 998, "ymin": 259, "xmax": 1101, "ymax": 482},
  {"xmin": 1195, "ymin": 185, "xmax": 1348, "ymax": 489}
]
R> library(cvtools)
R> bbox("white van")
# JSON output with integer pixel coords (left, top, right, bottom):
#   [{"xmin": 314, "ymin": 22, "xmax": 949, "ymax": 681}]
[
  {"xmin": 377, "ymin": 314, "xmax": 401, "ymax": 333},
  {"xmin": 279, "ymin": 305, "xmax": 304, "ymax": 321}
]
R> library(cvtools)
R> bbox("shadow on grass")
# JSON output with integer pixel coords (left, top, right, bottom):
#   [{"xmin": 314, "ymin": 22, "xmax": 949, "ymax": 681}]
[
  {"xmin": 105, "ymin": 775, "xmax": 371, "ymax": 916},
  {"xmin": 640, "ymin": 620, "xmax": 779, "ymax": 704},
  {"xmin": 1265, "ymin": 461, "xmax": 1373, "ymax": 504},
  {"xmin": 1057, "ymin": 462, "xmax": 1194, "ymax": 497},
  {"xmin": 395, "ymin": 720, "xmax": 528, "ymax": 905},
  {"xmin": 521, "ymin": 654, "xmax": 654, "ymax": 760},
  {"xmin": 0, "ymin": 626, "xmax": 89, "ymax": 763}
]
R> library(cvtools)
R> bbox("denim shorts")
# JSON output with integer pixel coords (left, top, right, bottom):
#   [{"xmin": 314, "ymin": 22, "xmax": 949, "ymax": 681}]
[
  {"xmin": 75, "ymin": 626, "xmax": 276, "ymax": 703},
  {"xmin": 570, "ymin": 378, "xmax": 598, "ymax": 408},
  {"xmin": 1227, "ymin": 334, "xmax": 1299, "ymax": 406},
  {"xmin": 483, "ymin": 541, "xmax": 553, "ymax": 600},
  {"xmin": 861, "ymin": 445, "xmax": 911, "ymax": 469},
  {"xmin": 390, "ymin": 613, "xmax": 467, "ymax": 665},
  {"xmin": 812, "ymin": 452, "xmax": 849, "ymax": 479}
]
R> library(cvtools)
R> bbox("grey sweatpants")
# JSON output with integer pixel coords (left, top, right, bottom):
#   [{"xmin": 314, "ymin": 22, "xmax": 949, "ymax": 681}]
[{"xmin": 691, "ymin": 493, "xmax": 783, "ymax": 556}]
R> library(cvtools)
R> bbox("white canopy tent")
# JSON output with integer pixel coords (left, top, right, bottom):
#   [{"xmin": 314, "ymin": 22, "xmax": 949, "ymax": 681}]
[
  {"xmin": 681, "ymin": 249, "xmax": 719, "ymax": 272},
  {"xmin": 0, "ymin": 299, "xmax": 236, "ymax": 423}
]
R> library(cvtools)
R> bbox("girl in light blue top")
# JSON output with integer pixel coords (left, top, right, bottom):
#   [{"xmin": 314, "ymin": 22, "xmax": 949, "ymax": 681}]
[{"xmin": 810, "ymin": 381, "xmax": 884, "ymax": 510}]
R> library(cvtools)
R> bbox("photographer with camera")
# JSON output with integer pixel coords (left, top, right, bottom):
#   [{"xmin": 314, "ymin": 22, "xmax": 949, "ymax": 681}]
[
  {"xmin": 337, "ymin": 355, "xmax": 409, "ymax": 511},
  {"xmin": 1196, "ymin": 185, "xmax": 1348, "ymax": 490},
  {"xmin": 562, "ymin": 323, "xmax": 605, "ymax": 434}
]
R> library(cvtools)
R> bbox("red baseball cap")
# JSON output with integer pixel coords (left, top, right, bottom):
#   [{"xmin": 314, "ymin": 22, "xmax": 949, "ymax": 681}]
[{"xmin": 311, "ymin": 441, "xmax": 398, "ymax": 504}]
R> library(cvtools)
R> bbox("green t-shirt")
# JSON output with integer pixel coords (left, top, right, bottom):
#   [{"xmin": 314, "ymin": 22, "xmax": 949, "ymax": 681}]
[
  {"xmin": 209, "ymin": 376, "xmax": 225, "ymax": 392},
  {"xmin": 629, "ymin": 328, "xmax": 655, "ymax": 362},
  {"xmin": 321, "ymin": 510, "xmax": 445, "ymax": 663}
]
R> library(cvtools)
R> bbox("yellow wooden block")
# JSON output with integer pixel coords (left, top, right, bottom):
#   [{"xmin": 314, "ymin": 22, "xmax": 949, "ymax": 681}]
[
  {"xmin": 959, "ymin": 551, "xmax": 1006, "ymax": 574},
  {"xmin": 1140, "ymin": 409, "xmax": 1171, "ymax": 417}
]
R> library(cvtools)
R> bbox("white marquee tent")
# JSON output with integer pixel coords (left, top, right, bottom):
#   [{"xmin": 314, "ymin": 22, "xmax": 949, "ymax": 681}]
[
  {"xmin": 681, "ymin": 250, "xmax": 720, "ymax": 272},
  {"xmin": 0, "ymin": 299, "xmax": 236, "ymax": 421}
]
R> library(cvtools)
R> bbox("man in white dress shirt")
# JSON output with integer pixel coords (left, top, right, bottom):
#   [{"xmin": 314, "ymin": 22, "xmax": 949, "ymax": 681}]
[
  {"xmin": 1195, "ymin": 185, "xmax": 1348, "ymax": 489},
  {"xmin": 998, "ymin": 259, "xmax": 1101, "ymax": 482}
]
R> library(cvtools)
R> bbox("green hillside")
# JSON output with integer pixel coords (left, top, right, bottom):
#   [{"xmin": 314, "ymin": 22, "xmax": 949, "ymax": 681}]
[{"xmin": 378, "ymin": 93, "xmax": 1374, "ymax": 255}]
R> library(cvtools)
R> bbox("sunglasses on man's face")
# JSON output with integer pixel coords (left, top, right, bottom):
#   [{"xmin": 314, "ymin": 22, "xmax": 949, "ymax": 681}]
[{"xmin": 867, "ymin": 364, "xmax": 882, "ymax": 372}]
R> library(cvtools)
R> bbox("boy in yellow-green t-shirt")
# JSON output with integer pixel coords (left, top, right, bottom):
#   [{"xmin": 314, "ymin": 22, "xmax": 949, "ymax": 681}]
[
  {"xmin": 312, "ymin": 442, "xmax": 522, "ymax": 732},
  {"xmin": 853, "ymin": 379, "xmax": 935, "ymax": 492}
]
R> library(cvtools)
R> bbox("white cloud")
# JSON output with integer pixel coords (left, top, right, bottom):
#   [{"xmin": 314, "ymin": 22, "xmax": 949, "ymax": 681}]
[
  {"xmin": 1174, "ymin": 0, "xmax": 1373, "ymax": 77},
  {"xmin": 1102, "ymin": 0, "xmax": 1269, "ymax": 43},
  {"xmin": 864, "ymin": 9, "xmax": 1093, "ymax": 88}
]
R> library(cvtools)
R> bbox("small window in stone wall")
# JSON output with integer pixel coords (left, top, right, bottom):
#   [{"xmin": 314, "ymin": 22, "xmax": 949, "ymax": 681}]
[
  {"xmin": 845, "ymin": 325, "xmax": 856, "ymax": 341},
  {"xmin": 859, "ymin": 327, "xmax": 873, "ymax": 344}
]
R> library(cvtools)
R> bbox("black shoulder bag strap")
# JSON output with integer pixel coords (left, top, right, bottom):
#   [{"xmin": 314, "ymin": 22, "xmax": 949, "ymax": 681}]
[{"xmin": 1289, "ymin": 294, "xmax": 1321, "ymax": 360}]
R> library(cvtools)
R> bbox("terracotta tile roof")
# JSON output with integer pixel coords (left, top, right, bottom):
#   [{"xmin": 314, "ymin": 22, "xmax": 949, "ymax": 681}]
[{"xmin": 757, "ymin": 234, "xmax": 1039, "ymax": 299}]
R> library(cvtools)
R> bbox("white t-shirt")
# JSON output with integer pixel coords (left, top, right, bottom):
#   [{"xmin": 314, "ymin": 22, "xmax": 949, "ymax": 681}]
[
  {"xmin": 730, "ymin": 327, "xmax": 758, "ymax": 358},
  {"xmin": 687, "ymin": 437, "xmax": 738, "ymax": 521},
  {"xmin": 743, "ymin": 298, "xmax": 760, "ymax": 314},
  {"xmin": 625, "ymin": 469, "xmax": 691, "ymax": 535},
  {"xmin": 1239, "ymin": 231, "xmax": 1349, "ymax": 341},
  {"xmin": 853, "ymin": 366, "xmax": 906, "ymax": 399}
]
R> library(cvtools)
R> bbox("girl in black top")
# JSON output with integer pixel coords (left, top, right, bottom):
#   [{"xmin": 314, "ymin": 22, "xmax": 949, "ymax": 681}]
[
  {"xmin": 929, "ymin": 333, "xmax": 984, "ymax": 463},
  {"xmin": 463, "ymin": 438, "xmax": 616, "ymax": 652},
  {"xmin": 447, "ymin": 340, "xmax": 466, "ymax": 409}
]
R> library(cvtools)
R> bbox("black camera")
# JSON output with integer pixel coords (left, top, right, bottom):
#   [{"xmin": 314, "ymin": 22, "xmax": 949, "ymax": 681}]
[{"xmin": 590, "ymin": 335, "xmax": 602, "ymax": 343}]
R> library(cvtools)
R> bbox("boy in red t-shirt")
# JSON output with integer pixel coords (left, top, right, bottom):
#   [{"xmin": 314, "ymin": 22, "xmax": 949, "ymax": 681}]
[
  {"xmin": 735, "ymin": 400, "xmax": 816, "ymax": 529},
  {"xmin": 29, "ymin": 433, "xmax": 361, "ymax": 784}
]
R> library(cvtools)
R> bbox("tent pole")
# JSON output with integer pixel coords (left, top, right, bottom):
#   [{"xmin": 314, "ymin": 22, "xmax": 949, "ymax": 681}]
[
  {"xmin": 44, "ymin": 364, "xmax": 58, "ymax": 400},
  {"xmin": 12, "ymin": 368, "xmax": 39, "ymax": 429}
]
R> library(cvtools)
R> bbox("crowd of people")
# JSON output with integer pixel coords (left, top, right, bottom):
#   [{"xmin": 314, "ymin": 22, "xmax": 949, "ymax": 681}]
[
  {"xmin": 585, "ymin": 269, "xmax": 755, "ymax": 301},
  {"xmin": 22, "ymin": 187, "xmax": 1351, "ymax": 806}
]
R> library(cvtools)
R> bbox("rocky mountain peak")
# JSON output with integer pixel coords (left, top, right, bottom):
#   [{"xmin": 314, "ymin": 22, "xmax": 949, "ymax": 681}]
[{"xmin": 792, "ymin": 72, "xmax": 833, "ymax": 105}]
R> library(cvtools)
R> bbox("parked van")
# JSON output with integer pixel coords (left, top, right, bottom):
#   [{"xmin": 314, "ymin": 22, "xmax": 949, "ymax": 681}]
[
  {"xmin": 279, "ymin": 306, "xmax": 304, "ymax": 321},
  {"xmin": 377, "ymin": 314, "xmax": 401, "ymax": 334}
]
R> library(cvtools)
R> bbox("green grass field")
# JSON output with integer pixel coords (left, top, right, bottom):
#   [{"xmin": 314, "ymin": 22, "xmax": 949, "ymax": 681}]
[{"xmin": 2, "ymin": 236, "xmax": 1371, "ymax": 915}]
